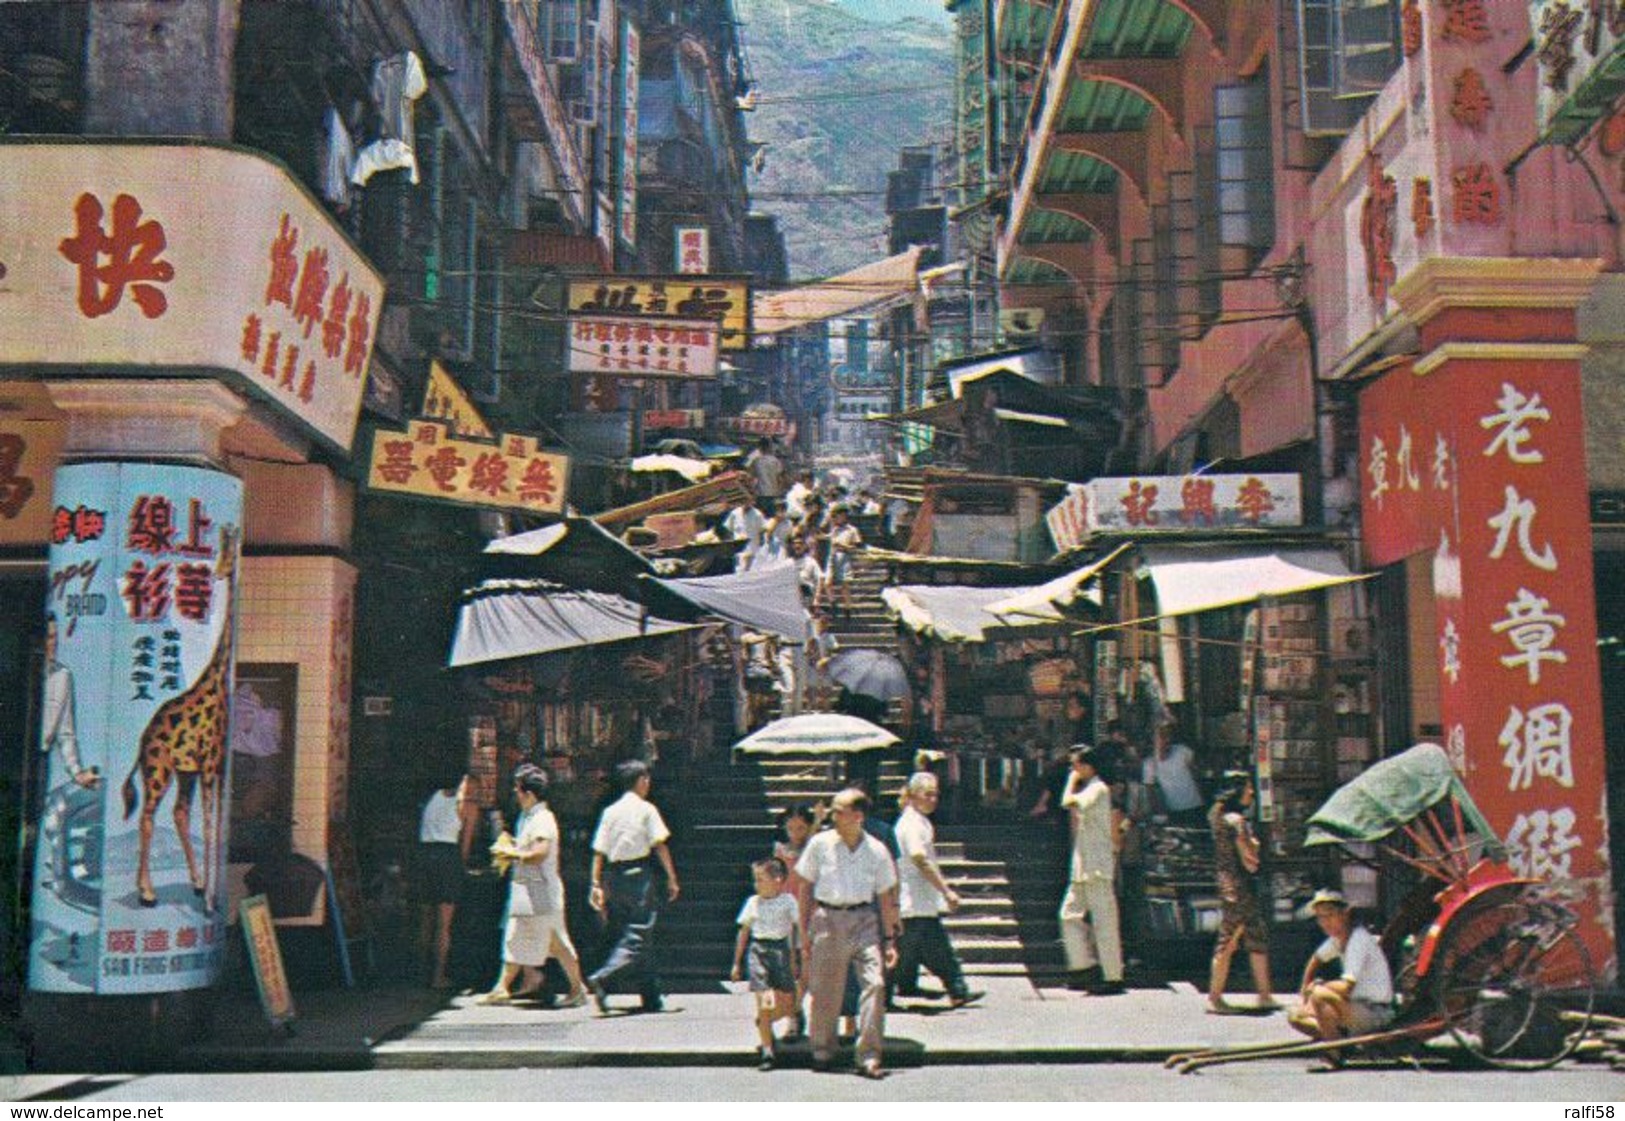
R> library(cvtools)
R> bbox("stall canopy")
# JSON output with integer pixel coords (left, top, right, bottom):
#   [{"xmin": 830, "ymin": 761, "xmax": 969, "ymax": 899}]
[
  {"xmin": 1138, "ymin": 545, "xmax": 1363, "ymax": 619},
  {"xmin": 650, "ymin": 559, "xmax": 810, "ymax": 642},
  {"xmin": 752, "ymin": 246, "xmax": 923, "ymax": 338},
  {"xmin": 883, "ymin": 550, "xmax": 1116, "ymax": 643},
  {"xmin": 982, "ymin": 545, "xmax": 1128, "ymax": 620},
  {"xmin": 449, "ymin": 579, "xmax": 696, "ymax": 668}
]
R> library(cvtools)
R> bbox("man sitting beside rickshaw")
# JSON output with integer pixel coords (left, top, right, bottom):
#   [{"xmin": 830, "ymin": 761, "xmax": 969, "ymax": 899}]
[{"xmin": 1289, "ymin": 889, "xmax": 1395, "ymax": 1042}]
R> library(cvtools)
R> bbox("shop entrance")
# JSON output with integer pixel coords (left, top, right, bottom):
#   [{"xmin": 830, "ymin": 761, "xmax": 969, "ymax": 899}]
[{"xmin": 1590, "ymin": 550, "xmax": 1625, "ymax": 947}]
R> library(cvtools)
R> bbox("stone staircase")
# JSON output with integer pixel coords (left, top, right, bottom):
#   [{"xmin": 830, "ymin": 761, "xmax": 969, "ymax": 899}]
[{"xmin": 658, "ymin": 754, "xmax": 1068, "ymax": 985}]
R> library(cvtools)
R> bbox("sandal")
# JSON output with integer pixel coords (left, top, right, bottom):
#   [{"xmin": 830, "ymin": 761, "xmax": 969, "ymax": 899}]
[
  {"xmin": 1207, "ymin": 1000, "xmax": 1244, "ymax": 1015},
  {"xmin": 474, "ymin": 989, "xmax": 512, "ymax": 1006},
  {"xmin": 558, "ymin": 990, "xmax": 589, "ymax": 1009}
]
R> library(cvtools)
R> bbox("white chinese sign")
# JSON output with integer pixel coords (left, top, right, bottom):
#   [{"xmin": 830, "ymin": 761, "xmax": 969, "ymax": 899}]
[
  {"xmin": 567, "ymin": 314, "xmax": 720, "ymax": 379},
  {"xmin": 1084, "ymin": 474, "xmax": 1302, "ymax": 532},
  {"xmin": 0, "ymin": 143, "xmax": 384, "ymax": 453}
]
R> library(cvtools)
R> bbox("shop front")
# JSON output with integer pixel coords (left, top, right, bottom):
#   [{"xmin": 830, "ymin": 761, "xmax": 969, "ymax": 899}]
[{"xmin": 0, "ymin": 141, "xmax": 382, "ymax": 1023}]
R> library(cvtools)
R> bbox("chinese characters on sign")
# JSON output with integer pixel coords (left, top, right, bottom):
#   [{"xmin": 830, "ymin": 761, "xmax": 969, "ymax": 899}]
[
  {"xmin": 567, "ymin": 314, "xmax": 720, "ymax": 378},
  {"xmin": 31, "ymin": 462, "xmax": 243, "ymax": 996},
  {"xmin": 1359, "ymin": 358, "xmax": 1609, "ymax": 959},
  {"xmin": 0, "ymin": 144, "xmax": 384, "ymax": 452},
  {"xmin": 675, "ymin": 227, "xmax": 710, "ymax": 274},
  {"xmin": 617, "ymin": 20, "xmax": 640, "ymax": 249},
  {"xmin": 568, "ymin": 276, "xmax": 751, "ymax": 349},
  {"xmin": 1532, "ymin": 0, "xmax": 1625, "ymax": 139},
  {"xmin": 421, "ymin": 359, "xmax": 495, "ymax": 439},
  {"xmin": 1360, "ymin": 162, "xmax": 1398, "ymax": 306},
  {"xmin": 1045, "ymin": 485, "xmax": 1091, "ymax": 555},
  {"xmin": 366, "ymin": 420, "xmax": 571, "ymax": 516},
  {"xmin": 1081, "ymin": 474, "xmax": 1302, "ymax": 533}
]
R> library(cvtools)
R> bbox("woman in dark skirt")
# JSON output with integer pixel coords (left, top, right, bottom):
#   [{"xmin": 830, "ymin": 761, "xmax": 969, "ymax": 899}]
[
  {"xmin": 418, "ymin": 770, "xmax": 477, "ymax": 989},
  {"xmin": 1206, "ymin": 770, "xmax": 1280, "ymax": 1014}
]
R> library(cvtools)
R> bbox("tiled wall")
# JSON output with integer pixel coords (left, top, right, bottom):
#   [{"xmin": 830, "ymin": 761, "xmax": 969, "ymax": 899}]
[{"xmin": 236, "ymin": 554, "xmax": 358, "ymax": 864}]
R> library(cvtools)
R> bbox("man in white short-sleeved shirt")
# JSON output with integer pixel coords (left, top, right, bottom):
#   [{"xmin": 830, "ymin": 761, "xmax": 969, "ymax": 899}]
[
  {"xmin": 892, "ymin": 773, "xmax": 981, "ymax": 1007},
  {"xmin": 791, "ymin": 787, "xmax": 900, "ymax": 1079},
  {"xmin": 1289, "ymin": 889, "xmax": 1394, "ymax": 1040},
  {"xmin": 586, "ymin": 760, "xmax": 681, "ymax": 1013}
]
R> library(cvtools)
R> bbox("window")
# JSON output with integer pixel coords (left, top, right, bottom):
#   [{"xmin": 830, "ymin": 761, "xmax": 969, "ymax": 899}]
[
  {"xmin": 1296, "ymin": 0, "xmax": 1401, "ymax": 134},
  {"xmin": 544, "ymin": 0, "xmax": 581, "ymax": 63},
  {"xmin": 1214, "ymin": 76, "xmax": 1275, "ymax": 255}
]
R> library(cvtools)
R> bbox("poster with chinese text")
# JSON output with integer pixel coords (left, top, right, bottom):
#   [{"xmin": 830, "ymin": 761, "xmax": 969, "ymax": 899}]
[{"xmin": 30, "ymin": 462, "xmax": 243, "ymax": 994}]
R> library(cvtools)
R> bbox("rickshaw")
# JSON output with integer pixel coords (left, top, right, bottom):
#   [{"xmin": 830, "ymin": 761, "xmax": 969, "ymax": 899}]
[{"xmin": 1168, "ymin": 743, "xmax": 1597, "ymax": 1073}]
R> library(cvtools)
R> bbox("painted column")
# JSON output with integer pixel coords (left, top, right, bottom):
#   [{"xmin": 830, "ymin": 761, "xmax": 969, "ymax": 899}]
[
  {"xmin": 30, "ymin": 381, "xmax": 246, "ymax": 995},
  {"xmin": 1364, "ymin": 258, "xmax": 1614, "ymax": 974}
]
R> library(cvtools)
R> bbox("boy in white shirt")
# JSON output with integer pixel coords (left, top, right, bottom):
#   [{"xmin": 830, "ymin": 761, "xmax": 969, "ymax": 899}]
[{"xmin": 731, "ymin": 857, "xmax": 803, "ymax": 1070}]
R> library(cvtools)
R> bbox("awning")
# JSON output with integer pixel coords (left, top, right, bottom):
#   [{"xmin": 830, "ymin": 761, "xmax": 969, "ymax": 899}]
[
  {"xmin": 630, "ymin": 453, "xmax": 716, "ymax": 482},
  {"xmin": 1138, "ymin": 545, "xmax": 1363, "ymax": 619},
  {"xmin": 753, "ymin": 247, "xmax": 923, "ymax": 338},
  {"xmin": 449, "ymin": 579, "xmax": 696, "ymax": 668},
  {"xmin": 993, "ymin": 407, "xmax": 1068, "ymax": 427},
  {"xmin": 983, "ymin": 545, "xmax": 1128, "ymax": 620},
  {"xmin": 882, "ymin": 555, "xmax": 1108, "ymax": 643},
  {"xmin": 651, "ymin": 559, "xmax": 810, "ymax": 642}
]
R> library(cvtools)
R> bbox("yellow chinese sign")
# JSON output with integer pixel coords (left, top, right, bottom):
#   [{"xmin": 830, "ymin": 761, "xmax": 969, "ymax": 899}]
[
  {"xmin": 568, "ymin": 276, "xmax": 750, "ymax": 349},
  {"xmin": 240, "ymin": 894, "xmax": 295, "ymax": 1026},
  {"xmin": 367, "ymin": 420, "xmax": 569, "ymax": 515},
  {"xmin": 421, "ymin": 360, "xmax": 494, "ymax": 439}
]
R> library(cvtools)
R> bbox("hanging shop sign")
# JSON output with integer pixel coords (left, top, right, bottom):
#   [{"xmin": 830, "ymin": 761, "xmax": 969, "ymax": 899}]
[
  {"xmin": 720, "ymin": 415, "xmax": 791, "ymax": 437},
  {"xmin": 367, "ymin": 419, "xmax": 570, "ymax": 516},
  {"xmin": 675, "ymin": 226, "xmax": 710, "ymax": 275},
  {"xmin": 567, "ymin": 314, "xmax": 720, "ymax": 378},
  {"xmin": 239, "ymin": 894, "xmax": 296, "ymax": 1027},
  {"xmin": 1360, "ymin": 358, "xmax": 1611, "ymax": 963},
  {"xmin": 1045, "ymin": 484, "xmax": 1090, "ymax": 555},
  {"xmin": 421, "ymin": 360, "xmax": 494, "ymax": 439},
  {"xmin": 568, "ymin": 276, "xmax": 751, "ymax": 349},
  {"xmin": 616, "ymin": 19, "xmax": 640, "ymax": 250},
  {"xmin": 30, "ymin": 462, "xmax": 243, "ymax": 995},
  {"xmin": 644, "ymin": 408, "xmax": 705, "ymax": 430},
  {"xmin": 0, "ymin": 142, "xmax": 384, "ymax": 453},
  {"xmin": 1081, "ymin": 474, "xmax": 1302, "ymax": 533},
  {"xmin": 1531, "ymin": 0, "xmax": 1625, "ymax": 143}
]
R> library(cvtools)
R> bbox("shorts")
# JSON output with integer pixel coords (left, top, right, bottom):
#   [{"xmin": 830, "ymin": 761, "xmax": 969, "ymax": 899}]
[
  {"xmin": 747, "ymin": 938, "xmax": 797, "ymax": 993},
  {"xmin": 1345, "ymin": 998, "xmax": 1393, "ymax": 1033},
  {"xmin": 1216, "ymin": 887, "xmax": 1269, "ymax": 954},
  {"xmin": 418, "ymin": 843, "xmax": 466, "ymax": 905}
]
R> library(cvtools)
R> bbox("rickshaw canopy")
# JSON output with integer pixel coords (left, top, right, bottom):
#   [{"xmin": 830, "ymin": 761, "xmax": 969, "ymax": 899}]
[{"xmin": 1304, "ymin": 743, "xmax": 1505, "ymax": 858}]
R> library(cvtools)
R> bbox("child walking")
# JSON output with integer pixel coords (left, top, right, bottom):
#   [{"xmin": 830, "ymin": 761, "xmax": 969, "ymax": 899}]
[{"xmin": 730, "ymin": 857, "xmax": 803, "ymax": 1071}]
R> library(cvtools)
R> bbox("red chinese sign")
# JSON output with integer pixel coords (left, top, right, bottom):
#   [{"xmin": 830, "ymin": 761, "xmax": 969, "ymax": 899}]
[
  {"xmin": 366, "ymin": 420, "xmax": 570, "ymax": 516},
  {"xmin": 1360, "ymin": 162, "xmax": 1399, "ymax": 306},
  {"xmin": 1360, "ymin": 360, "xmax": 1611, "ymax": 965}
]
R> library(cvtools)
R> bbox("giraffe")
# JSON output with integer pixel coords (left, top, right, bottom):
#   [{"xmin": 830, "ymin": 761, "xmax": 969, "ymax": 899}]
[{"xmin": 122, "ymin": 525, "xmax": 239, "ymax": 911}]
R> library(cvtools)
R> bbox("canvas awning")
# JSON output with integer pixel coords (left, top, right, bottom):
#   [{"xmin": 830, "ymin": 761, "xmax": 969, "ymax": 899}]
[
  {"xmin": 1138, "ymin": 545, "xmax": 1364, "ymax": 619},
  {"xmin": 449, "ymin": 579, "xmax": 695, "ymax": 668},
  {"xmin": 753, "ymin": 247, "xmax": 923, "ymax": 338},
  {"xmin": 882, "ymin": 552, "xmax": 1111, "ymax": 643},
  {"xmin": 651, "ymin": 559, "xmax": 810, "ymax": 641}
]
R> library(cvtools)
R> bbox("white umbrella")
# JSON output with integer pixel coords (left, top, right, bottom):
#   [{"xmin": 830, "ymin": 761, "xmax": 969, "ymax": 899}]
[
  {"xmin": 734, "ymin": 713, "xmax": 900, "ymax": 755},
  {"xmin": 826, "ymin": 648, "xmax": 911, "ymax": 701}
]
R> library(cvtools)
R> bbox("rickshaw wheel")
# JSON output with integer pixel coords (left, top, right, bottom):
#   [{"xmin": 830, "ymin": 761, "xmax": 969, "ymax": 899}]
[{"xmin": 1427, "ymin": 894, "xmax": 1596, "ymax": 1071}]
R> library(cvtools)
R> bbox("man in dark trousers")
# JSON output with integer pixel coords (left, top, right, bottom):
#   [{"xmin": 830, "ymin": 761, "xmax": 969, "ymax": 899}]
[
  {"xmin": 891, "ymin": 772, "xmax": 983, "ymax": 1007},
  {"xmin": 586, "ymin": 760, "xmax": 681, "ymax": 1013}
]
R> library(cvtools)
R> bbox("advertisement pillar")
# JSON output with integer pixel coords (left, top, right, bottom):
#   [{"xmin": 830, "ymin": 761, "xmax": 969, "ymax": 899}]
[{"xmin": 31, "ymin": 460, "xmax": 244, "ymax": 994}]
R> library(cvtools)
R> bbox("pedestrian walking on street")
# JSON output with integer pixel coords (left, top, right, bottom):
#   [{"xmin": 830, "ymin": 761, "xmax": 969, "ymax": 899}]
[
  {"xmin": 892, "ymin": 772, "xmax": 982, "ymax": 1007},
  {"xmin": 791, "ymin": 787, "xmax": 900, "ymax": 1079},
  {"xmin": 477, "ymin": 765, "xmax": 587, "ymax": 1007},
  {"xmin": 417, "ymin": 768, "xmax": 478, "ymax": 990},
  {"xmin": 586, "ymin": 760, "xmax": 682, "ymax": 1013},
  {"xmin": 1058, "ymin": 745, "xmax": 1126, "ymax": 995},
  {"xmin": 730, "ymin": 857, "xmax": 804, "ymax": 1070},
  {"xmin": 1207, "ymin": 770, "xmax": 1280, "ymax": 1015}
]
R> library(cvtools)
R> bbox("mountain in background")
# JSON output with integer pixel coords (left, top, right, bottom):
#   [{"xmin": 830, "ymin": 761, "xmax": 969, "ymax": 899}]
[{"xmin": 737, "ymin": 0, "xmax": 952, "ymax": 281}]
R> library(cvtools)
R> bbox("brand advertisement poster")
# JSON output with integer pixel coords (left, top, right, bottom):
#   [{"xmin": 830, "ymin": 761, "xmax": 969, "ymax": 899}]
[{"xmin": 30, "ymin": 462, "xmax": 244, "ymax": 994}]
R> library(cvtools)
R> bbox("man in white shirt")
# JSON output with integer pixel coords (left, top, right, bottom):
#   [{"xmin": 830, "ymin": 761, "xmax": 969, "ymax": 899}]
[
  {"xmin": 1142, "ymin": 719, "xmax": 1204, "ymax": 824},
  {"xmin": 723, "ymin": 493, "xmax": 766, "ymax": 572},
  {"xmin": 745, "ymin": 438, "xmax": 787, "ymax": 500},
  {"xmin": 791, "ymin": 787, "xmax": 900, "ymax": 1079},
  {"xmin": 784, "ymin": 469, "xmax": 816, "ymax": 521},
  {"xmin": 586, "ymin": 760, "xmax": 681, "ymax": 1013},
  {"xmin": 891, "ymin": 773, "xmax": 981, "ymax": 1007},
  {"xmin": 1289, "ymin": 889, "xmax": 1394, "ymax": 1040},
  {"xmin": 1059, "ymin": 744, "xmax": 1125, "ymax": 995}
]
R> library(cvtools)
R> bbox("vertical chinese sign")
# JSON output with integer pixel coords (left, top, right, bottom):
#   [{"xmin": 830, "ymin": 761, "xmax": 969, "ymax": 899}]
[
  {"xmin": 1361, "ymin": 361, "xmax": 1611, "ymax": 964},
  {"xmin": 675, "ymin": 226, "xmax": 710, "ymax": 275},
  {"xmin": 617, "ymin": 19, "xmax": 640, "ymax": 251},
  {"xmin": 31, "ymin": 463, "xmax": 243, "ymax": 994}
]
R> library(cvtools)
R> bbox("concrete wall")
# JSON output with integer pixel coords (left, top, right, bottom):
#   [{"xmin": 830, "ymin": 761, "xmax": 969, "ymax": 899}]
[{"xmin": 84, "ymin": 0, "xmax": 239, "ymax": 139}]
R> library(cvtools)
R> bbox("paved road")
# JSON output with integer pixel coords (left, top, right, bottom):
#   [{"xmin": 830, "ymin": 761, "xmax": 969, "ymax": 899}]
[{"xmin": 8, "ymin": 1062, "xmax": 1621, "ymax": 1102}]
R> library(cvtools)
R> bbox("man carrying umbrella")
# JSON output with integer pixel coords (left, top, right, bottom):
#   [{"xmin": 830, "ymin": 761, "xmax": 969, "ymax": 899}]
[{"xmin": 791, "ymin": 787, "xmax": 900, "ymax": 1079}]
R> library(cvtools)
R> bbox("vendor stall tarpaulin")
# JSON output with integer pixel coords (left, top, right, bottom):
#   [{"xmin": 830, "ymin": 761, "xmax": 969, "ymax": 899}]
[
  {"xmin": 652, "ymin": 560, "xmax": 809, "ymax": 642},
  {"xmin": 449, "ymin": 579, "xmax": 695, "ymax": 668}
]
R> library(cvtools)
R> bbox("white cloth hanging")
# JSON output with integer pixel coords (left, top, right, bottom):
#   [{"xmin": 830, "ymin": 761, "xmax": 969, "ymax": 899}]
[
  {"xmin": 352, "ymin": 51, "xmax": 427, "ymax": 186},
  {"xmin": 321, "ymin": 106, "xmax": 355, "ymax": 206}
]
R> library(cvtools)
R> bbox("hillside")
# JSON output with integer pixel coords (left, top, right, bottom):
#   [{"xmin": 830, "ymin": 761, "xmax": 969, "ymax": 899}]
[{"xmin": 737, "ymin": 0, "xmax": 953, "ymax": 280}]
